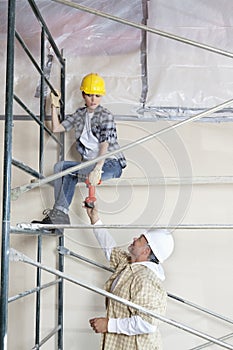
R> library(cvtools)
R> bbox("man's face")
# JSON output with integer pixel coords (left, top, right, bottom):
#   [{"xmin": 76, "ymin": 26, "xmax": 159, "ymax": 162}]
[
  {"xmin": 128, "ymin": 234, "xmax": 149, "ymax": 261},
  {"xmin": 83, "ymin": 93, "xmax": 102, "ymax": 111}
]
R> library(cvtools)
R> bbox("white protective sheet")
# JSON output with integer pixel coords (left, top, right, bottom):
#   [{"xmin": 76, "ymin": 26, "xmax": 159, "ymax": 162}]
[
  {"xmin": 146, "ymin": 0, "xmax": 233, "ymax": 118},
  {"xmin": 1, "ymin": 0, "xmax": 233, "ymax": 117}
]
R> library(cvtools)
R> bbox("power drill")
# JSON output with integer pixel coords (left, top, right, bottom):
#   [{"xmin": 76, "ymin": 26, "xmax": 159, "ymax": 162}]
[{"xmin": 84, "ymin": 178, "xmax": 101, "ymax": 208}]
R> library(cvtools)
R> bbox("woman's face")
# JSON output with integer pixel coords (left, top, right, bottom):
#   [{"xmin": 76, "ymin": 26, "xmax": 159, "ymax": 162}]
[{"xmin": 83, "ymin": 93, "xmax": 102, "ymax": 112}]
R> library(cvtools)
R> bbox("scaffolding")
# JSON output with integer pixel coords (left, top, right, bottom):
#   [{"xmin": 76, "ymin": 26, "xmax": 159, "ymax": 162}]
[
  {"xmin": 1, "ymin": 0, "xmax": 233, "ymax": 349},
  {"xmin": 1, "ymin": 0, "xmax": 66, "ymax": 348}
]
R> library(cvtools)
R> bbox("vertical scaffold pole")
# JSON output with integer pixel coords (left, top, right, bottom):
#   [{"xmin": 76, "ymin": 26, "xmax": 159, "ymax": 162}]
[
  {"xmin": 140, "ymin": 0, "xmax": 149, "ymax": 109},
  {"xmin": 34, "ymin": 28, "xmax": 46, "ymax": 349},
  {"xmin": 0, "ymin": 0, "xmax": 16, "ymax": 349},
  {"xmin": 58, "ymin": 50, "xmax": 66, "ymax": 350}
]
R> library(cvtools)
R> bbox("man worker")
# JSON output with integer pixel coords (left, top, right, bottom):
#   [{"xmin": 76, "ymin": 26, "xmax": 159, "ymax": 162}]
[
  {"xmin": 86, "ymin": 206, "xmax": 174, "ymax": 350},
  {"xmin": 32, "ymin": 73, "xmax": 126, "ymax": 225}
]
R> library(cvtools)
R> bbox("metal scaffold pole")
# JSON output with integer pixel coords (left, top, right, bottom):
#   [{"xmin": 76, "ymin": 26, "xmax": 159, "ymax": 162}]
[
  {"xmin": 1, "ymin": 1, "xmax": 67, "ymax": 348},
  {"xmin": 0, "ymin": 0, "xmax": 16, "ymax": 348},
  {"xmin": 52, "ymin": 0, "xmax": 233, "ymax": 59},
  {"xmin": 58, "ymin": 246, "xmax": 233, "ymax": 326},
  {"xmin": 9, "ymin": 248, "xmax": 233, "ymax": 350}
]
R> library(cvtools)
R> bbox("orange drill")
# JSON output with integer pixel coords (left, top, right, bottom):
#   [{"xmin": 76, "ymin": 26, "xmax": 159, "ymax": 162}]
[{"xmin": 84, "ymin": 178, "xmax": 101, "ymax": 208}]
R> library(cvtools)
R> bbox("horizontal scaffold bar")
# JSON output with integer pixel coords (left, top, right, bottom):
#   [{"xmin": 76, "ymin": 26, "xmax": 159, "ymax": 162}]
[
  {"xmin": 95, "ymin": 176, "xmax": 233, "ymax": 186},
  {"xmin": 11, "ymin": 223, "xmax": 233, "ymax": 233},
  {"xmin": 31, "ymin": 325, "xmax": 61, "ymax": 350},
  {"xmin": 2, "ymin": 110, "xmax": 233, "ymax": 122},
  {"xmin": 8, "ymin": 279, "xmax": 61, "ymax": 303},
  {"xmin": 9, "ymin": 248, "xmax": 233, "ymax": 350}
]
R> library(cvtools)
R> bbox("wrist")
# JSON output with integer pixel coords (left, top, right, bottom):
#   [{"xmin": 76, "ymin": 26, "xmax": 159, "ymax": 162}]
[
  {"xmin": 94, "ymin": 166, "xmax": 102, "ymax": 172},
  {"xmin": 91, "ymin": 216, "xmax": 100, "ymax": 225},
  {"xmin": 107, "ymin": 318, "xmax": 117, "ymax": 333}
]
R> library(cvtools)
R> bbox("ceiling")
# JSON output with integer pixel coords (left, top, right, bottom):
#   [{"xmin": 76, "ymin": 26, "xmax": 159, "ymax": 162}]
[{"xmin": 0, "ymin": 0, "xmax": 145, "ymax": 57}]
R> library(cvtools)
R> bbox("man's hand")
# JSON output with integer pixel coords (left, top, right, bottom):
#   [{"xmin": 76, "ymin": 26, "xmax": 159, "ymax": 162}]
[
  {"xmin": 84, "ymin": 205, "xmax": 99, "ymax": 225},
  {"xmin": 89, "ymin": 317, "xmax": 108, "ymax": 333},
  {"xmin": 88, "ymin": 167, "xmax": 102, "ymax": 186},
  {"xmin": 50, "ymin": 90, "xmax": 61, "ymax": 108}
]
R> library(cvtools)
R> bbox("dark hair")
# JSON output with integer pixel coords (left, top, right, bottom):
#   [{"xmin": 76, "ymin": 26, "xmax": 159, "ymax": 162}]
[{"xmin": 148, "ymin": 249, "xmax": 159, "ymax": 264}]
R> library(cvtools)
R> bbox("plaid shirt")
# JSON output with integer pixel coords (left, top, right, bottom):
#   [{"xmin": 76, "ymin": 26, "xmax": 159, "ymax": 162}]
[
  {"xmin": 61, "ymin": 105, "xmax": 127, "ymax": 168},
  {"xmin": 100, "ymin": 248, "xmax": 167, "ymax": 350}
]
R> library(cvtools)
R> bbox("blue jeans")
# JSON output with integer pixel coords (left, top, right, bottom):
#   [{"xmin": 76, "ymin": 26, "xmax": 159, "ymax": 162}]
[{"xmin": 53, "ymin": 159, "xmax": 123, "ymax": 212}]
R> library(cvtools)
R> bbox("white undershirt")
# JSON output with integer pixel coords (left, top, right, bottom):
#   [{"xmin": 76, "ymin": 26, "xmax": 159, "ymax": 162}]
[
  {"xmin": 93, "ymin": 220, "xmax": 165, "ymax": 335},
  {"xmin": 80, "ymin": 112, "xmax": 100, "ymax": 160}
]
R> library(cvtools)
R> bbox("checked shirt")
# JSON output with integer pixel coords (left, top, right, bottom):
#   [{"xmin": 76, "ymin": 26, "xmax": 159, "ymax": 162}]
[
  {"xmin": 100, "ymin": 248, "xmax": 167, "ymax": 350},
  {"xmin": 61, "ymin": 105, "xmax": 127, "ymax": 168}
]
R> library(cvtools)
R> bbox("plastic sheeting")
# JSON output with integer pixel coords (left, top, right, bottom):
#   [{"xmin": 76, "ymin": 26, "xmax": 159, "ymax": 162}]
[
  {"xmin": 146, "ymin": 0, "xmax": 233, "ymax": 115},
  {"xmin": 1, "ymin": 0, "xmax": 233, "ymax": 118}
]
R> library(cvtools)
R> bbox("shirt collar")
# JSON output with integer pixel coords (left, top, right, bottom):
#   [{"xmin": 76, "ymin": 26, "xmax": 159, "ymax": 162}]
[{"xmin": 132, "ymin": 261, "xmax": 165, "ymax": 281}]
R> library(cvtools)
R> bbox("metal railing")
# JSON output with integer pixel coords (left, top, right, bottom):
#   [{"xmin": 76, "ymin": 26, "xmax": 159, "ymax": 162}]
[
  {"xmin": 58, "ymin": 245, "xmax": 233, "ymax": 349},
  {"xmin": 9, "ymin": 248, "xmax": 233, "ymax": 350},
  {"xmin": 58, "ymin": 245, "xmax": 233, "ymax": 326}
]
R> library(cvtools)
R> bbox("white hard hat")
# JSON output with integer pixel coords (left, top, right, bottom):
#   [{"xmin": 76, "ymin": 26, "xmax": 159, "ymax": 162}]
[{"xmin": 144, "ymin": 229, "xmax": 174, "ymax": 263}]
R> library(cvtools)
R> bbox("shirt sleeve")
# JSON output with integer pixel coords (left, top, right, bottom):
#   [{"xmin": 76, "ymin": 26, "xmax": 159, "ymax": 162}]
[
  {"xmin": 93, "ymin": 220, "xmax": 116, "ymax": 261},
  {"xmin": 61, "ymin": 114, "xmax": 75, "ymax": 131},
  {"xmin": 99, "ymin": 112, "xmax": 118, "ymax": 144},
  {"xmin": 108, "ymin": 315, "xmax": 157, "ymax": 335}
]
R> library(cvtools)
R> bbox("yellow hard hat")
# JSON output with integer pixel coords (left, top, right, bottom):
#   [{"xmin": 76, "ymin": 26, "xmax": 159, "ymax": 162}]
[{"xmin": 80, "ymin": 73, "xmax": 106, "ymax": 95}]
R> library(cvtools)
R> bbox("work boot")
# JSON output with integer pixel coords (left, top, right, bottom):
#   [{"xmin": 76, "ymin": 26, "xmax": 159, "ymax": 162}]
[{"xmin": 32, "ymin": 208, "xmax": 70, "ymax": 225}]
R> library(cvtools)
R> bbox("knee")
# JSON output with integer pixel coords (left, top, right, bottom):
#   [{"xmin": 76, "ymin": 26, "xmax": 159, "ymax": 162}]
[{"xmin": 54, "ymin": 161, "xmax": 64, "ymax": 174}]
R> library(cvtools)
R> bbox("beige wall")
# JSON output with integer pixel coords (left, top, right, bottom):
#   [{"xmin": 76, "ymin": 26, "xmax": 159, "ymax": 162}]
[{"xmin": 1, "ymin": 117, "xmax": 233, "ymax": 349}]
